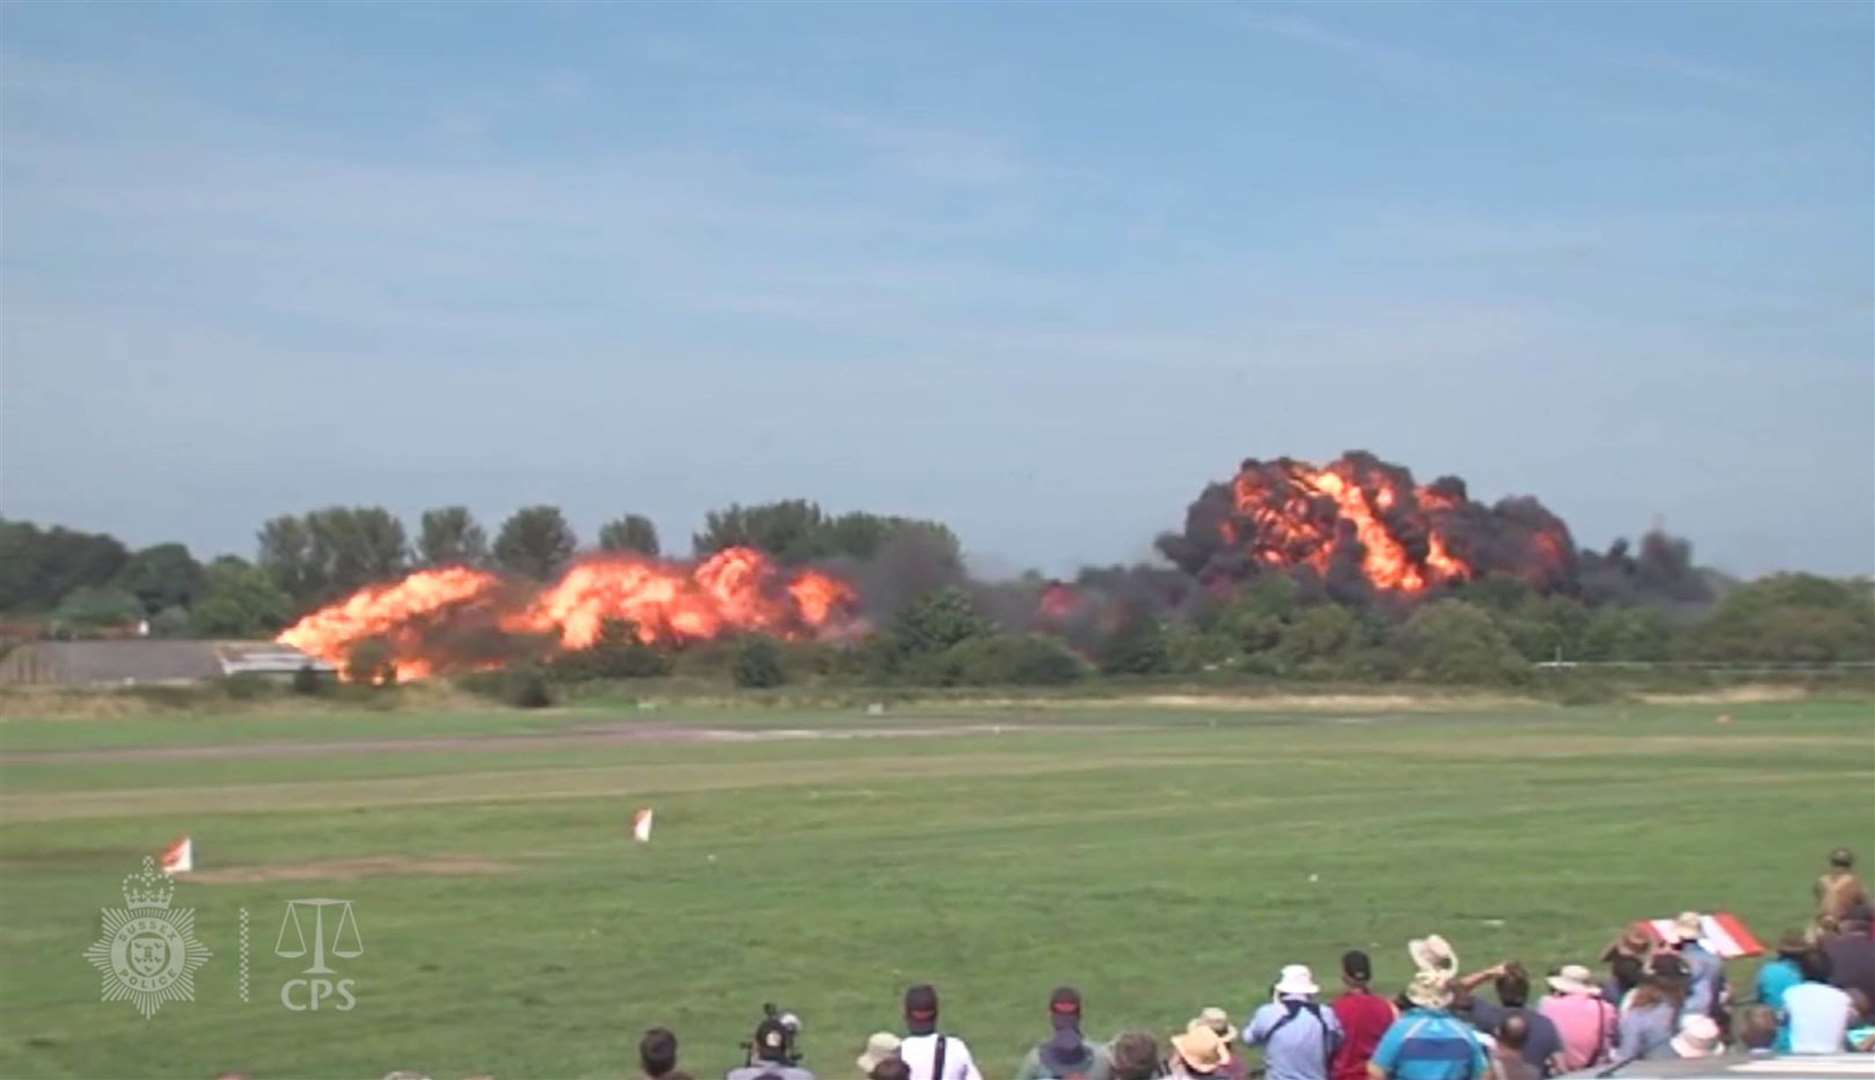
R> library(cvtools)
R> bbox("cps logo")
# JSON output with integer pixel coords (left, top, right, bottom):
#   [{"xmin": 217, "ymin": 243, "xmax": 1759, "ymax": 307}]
[{"xmin": 274, "ymin": 899, "xmax": 362, "ymax": 1012}]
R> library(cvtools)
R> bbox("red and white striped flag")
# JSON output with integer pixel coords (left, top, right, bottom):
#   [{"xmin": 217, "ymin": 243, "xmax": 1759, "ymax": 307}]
[
  {"xmin": 1646, "ymin": 912, "xmax": 1765, "ymax": 958},
  {"xmin": 160, "ymin": 835, "xmax": 194, "ymax": 875},
  {"xmin": 631, "ymin": 808, "xmax": 654, "ymax": 844}
]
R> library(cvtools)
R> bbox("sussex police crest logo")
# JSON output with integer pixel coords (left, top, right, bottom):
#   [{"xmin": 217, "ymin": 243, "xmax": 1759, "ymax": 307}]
[{"xmin": 83, "ymin": 857, "xmax": 212, "ymax": 1019}]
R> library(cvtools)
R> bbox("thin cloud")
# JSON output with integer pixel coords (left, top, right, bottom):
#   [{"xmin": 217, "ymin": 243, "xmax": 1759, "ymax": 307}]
[{"xmin": 1241, "ymin": 12, "xmax": 1443, "ymax": 87}]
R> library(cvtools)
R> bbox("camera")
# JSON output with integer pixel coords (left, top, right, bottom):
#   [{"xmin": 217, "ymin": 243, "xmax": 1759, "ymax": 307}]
[{"xmin": 741, "ymin": 1002, "xmax": 804, "ymax": 1068}]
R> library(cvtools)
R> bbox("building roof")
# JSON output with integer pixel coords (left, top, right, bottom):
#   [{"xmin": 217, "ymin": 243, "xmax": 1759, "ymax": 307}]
[{"xmin": 0, "ymin": 640, "xmax": 333, "ymax": 686}]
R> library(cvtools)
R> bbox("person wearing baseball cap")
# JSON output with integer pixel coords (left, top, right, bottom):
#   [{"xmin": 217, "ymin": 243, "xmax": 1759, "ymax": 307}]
[
  {"xmin": 1329, "ymin": 951, "xmax": 1395, "ymax": 1080},
  {"xmin": 1244, "ymin": 964, "xmax": 1343, "ymax": 1080},
  {"xmin": 1013, "ymin": 987, "xmax": 1107, "ymax": 1080},
  {"xmin": 899, "ymin": 985, "xmax": 983, "ymax": 1080}
]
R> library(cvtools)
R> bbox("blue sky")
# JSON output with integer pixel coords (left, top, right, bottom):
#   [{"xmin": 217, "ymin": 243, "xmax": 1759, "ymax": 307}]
[{"xmin": 2, "ymin": 2, "xmax": 1870, "ymax": 577}]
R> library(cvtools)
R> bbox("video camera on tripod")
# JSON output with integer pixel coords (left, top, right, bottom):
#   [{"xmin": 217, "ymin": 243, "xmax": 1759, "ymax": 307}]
[{"xmin": 738, "ymin": 1003, "xmax": 805, "ymax": 1071}]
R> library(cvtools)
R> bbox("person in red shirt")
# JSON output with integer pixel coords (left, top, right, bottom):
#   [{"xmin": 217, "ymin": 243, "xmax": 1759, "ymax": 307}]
[{"xmin": 1330, "ymin": 950, "xmax": 1397, "ymax": 1080}]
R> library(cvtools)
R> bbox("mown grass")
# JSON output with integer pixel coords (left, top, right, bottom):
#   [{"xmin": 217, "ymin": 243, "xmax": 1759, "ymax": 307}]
[{"xmin": 0, "ymin": 698, "xmax": 1869, "ymax": 1079}]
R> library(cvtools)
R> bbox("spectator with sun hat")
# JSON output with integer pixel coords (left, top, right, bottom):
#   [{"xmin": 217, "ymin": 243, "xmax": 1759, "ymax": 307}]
[
  {"xmin": 1367, "ymin": 970, "xmax": 1488, "ymax": 1080},
  {"xmin": 1245, "ymin": 964, "xmax": 1344, "ymax": 1080}
]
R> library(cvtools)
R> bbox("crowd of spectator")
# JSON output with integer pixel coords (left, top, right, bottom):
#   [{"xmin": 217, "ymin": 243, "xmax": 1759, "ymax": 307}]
[{"xmin": 381, "ymin": 847, "xmax": 1875, "ymax": 1080}]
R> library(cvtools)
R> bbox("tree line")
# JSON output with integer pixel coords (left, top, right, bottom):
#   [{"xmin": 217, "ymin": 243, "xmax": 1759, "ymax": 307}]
[
  {"xmin": 1, "ymin": 506, "xmax": 1869, "ymax": 690},
  {"xmin": 0, "ymin": 500, "xmax": 959, "ymax": 640}
]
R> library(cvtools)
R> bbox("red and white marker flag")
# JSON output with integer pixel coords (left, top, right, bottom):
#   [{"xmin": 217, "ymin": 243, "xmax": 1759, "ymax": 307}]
[
  {"xmin": 160, "ymin": 835, "xmax": 194, "ymax": 875},
  {"xmin": 631, "ymin": 808, "xmax": 654, "ymax": 844},
  {"xmin": 1645, "ymin": 912, "xmax": 1765, "ymax": 958}
]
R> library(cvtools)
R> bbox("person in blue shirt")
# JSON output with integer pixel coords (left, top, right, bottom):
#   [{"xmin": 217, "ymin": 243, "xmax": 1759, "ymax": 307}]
[
  {"xmin": 1755, "ymin": 929, "xmax": 1809, "ymax": 1053},
  {"xmin": 1245, "ymin": 964, "xmax": 1344, "ymax": 1080},
  {"xmin": 1665, "ymin": 912, "xmax": 1727, "ymax": 1021},
  {"xmin": 1367, "ymin": 972, "xmax": 1488, "ymax": 1080}
]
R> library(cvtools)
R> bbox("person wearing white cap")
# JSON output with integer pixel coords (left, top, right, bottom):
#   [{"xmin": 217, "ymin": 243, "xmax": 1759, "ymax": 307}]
[{"xmin": 1244, "ymin": 964, "xmax": 1344, "ymax": 1080}]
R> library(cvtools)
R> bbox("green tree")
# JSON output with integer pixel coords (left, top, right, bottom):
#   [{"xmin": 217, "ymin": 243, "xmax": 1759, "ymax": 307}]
[
  {"xmin": 0, "ymin": 519, "xmax": 129, "ymax": 611},
  {"xmin": 733, "ymin": 636, "xmax": 788, "ymax": 688},
  {"xmin": 1097, "ymin": 609, "xmax": 1172, "ymax": 675},
  {"xmin": 890, "ymin": 587, "xmax": 994, "ymax": 656},
  {"xmin": 823, "ymin": 513, "xmax": 963, "ymax": 567},
  {"xmin": 54, "ymin": 585, "xmax": 143, "ymax": 629},
  {"xmin": 1579, "ymin": 606, "xmax": 1674, "ymax": 662},
  {"xmin": 417, "ymin": 506, "xmax": 489, "ymax": 566},
  {"xmin": 1692, "ymin": 573, "xmax": 1875, "ymax": 662},
  {"xmin": 693, "ymin": 500, "xmax": 829, "ymax": 561},
  {"xmin": 149, "ymin": 605, "xmax": 193, "ymax": 638},
  {"xmin": 192, "ymin": 557, "xmax": 294, "ymax": 637},
  {"xmin": 597, "ymin": 514, "xmax": 661, "ymax": 557},
  {"xmin": 306, "ymin": 507, "xmax": 408, "ymax": 597},
  {"xmin": 257, "ymin": 514, "xmax": 320, "ymax": 606},
  {"xmin": 1278, "ymin": 605, "xmax": 1360, "ymax": 665},
  {"xmin": 1391, "ymin": 600, "xmax": 1530, "ymax": 684},
  {"xmin": 494, "ymin": 505, "xmax": 578, "ymax": 580},
  {"xmin": 259, "ymin": 507, "xmax": 408, "ymax": 607},
  {"xmin": 113, "ymin": 543, "xmax": 205, "ymax": 615},
  {"xmin": 1240, "ymin": 574, "xmax": 1300, "ymax": 621},
  {"xmin": 1455, "ymin": 572, "xmax": 1537, "ymax": 614},
  {"xmin": 924, "ymin": 633, "xmax": 1085, "ymax": 686},
  {"xmin": 1165, "ymin": 625, "xmax": 1240, "ymax": 674}
]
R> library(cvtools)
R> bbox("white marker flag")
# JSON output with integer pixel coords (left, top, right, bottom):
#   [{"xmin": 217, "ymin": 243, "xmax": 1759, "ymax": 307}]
[
  {"xmin": 160, "ymin": 835, "xmax": 194, "ymax": 875},
  {"xmin": 631, "ymin": 808, "xmax": 654, "ymax": 844}
]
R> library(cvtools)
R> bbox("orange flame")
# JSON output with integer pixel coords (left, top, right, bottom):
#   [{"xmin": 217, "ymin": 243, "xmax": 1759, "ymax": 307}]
[
  {"xmin": 505, "ymin": 547, "xmax": 849, "ymax": 649},
  {"xmin": 1226, "ymin": 457, "xmax": 1474, "ymax": 593},
  {"xmin": 278, "ymin": 567, "xmax": 502, "ymax": 679},
  {"xmin": 278, "ymin": 548, "xmax": 857, "ymax": 680}
]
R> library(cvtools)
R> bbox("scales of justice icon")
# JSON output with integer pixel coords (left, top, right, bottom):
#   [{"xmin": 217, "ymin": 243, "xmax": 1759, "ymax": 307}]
[{"xmin": 273, "ymin": 899, "xmax": 362, "ymax": 974}]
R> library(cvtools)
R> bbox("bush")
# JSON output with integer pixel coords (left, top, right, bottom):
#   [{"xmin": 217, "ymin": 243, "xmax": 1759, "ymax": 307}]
[
  {"xmin": 506, "ymin": 667, "xmax": 555, "ymax": 708},
  {"xmin": 1391, "ymin": 600, "xmax": 1530, "ymax": 685},
  {"xmin": 149, "ymin": 605, "xmax": 193, "ymax": 638},
  {"xmin": 291, "ymin": 664, "xmax": 323, "ymax": 696},
  {"xmin": 891, "ymin": 587, "xmax": 994, "ymax": 657},
  {"xmin": 1097, "ymin": 610, "xmax": 1171, "ymax": 675},
  {"xmin": 551, "ymin": 621, "xmax": 672, "ymax": 680},
  {"xmin": 1691, "ymin": 573, "xmax": 1875, "ymax": 662},
  {"xmin": 922, "ymin": 633, "xmax": 1085, "ymax": 686},
  {"xmin": 221, "ymin": 674, "xmax": 275, "ymax": 701},
  {"xmin": 733, "ymin": 637, "xmax": 787, "ymax": 688},
  {"xmin": 1165, "ymin": 625, "xmax": 1240, "ymax": 674},
  {"xmin": 1277, "ymin": 605, "xmax": 1360, "ymax": 665},
  {"xmin": 54, "ymin": 585, "xmax": 144, "ymax": 630}
]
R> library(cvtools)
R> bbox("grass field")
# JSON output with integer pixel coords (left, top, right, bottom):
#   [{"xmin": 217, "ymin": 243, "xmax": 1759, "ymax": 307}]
[{"xmin": 1, "ymin": 695, "xmax": 1871, "ymax": 1079}]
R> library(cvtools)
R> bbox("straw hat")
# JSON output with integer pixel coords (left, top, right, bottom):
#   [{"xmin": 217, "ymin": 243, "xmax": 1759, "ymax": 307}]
[
  {"xmin": 1671, "ymin": 911, "xmax": 1704, "ymax": 944},
  {"xmin": 1405, "ymin": 970, "xmax": 1455, "ymax": 1010},
  {"xmin": 1170, "ymin": 1022, "xmax": 1233, "ymax": 1073},
  {"xmin": 1408, "ymin": 934, "xmax": 1458, "ymax": 975},
  {"xmin": 1545, "ymin": 965, "xmax": 1599, "ymax": 996},
  {"xmin": 857, "ymin": 1032, "xmax": 901, "ymax": 1072},
  {"xmin": 1196, "ymin": 1006, "xmax": 1237, "ymax": 1044},
  {"xmin": 1670, "ymin": 1015, "xmax": 1722, "ymax": 1059}
]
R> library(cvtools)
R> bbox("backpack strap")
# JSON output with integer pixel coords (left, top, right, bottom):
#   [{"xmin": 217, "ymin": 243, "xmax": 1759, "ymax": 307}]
[
  {"xmin": 1263, "ymin": 1002, "xmax": 1334, "ymax": 1072},
  {"xmin": 931, "ymin": 1035, "xmax": 948, "ymax": 1080}
]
